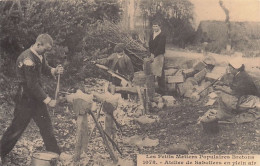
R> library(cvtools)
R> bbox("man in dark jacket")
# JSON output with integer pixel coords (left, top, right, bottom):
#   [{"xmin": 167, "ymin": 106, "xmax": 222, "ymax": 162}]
[
  {"xmin": 96, "ymin": 43, "xmax": 134, "ymax": 86},
  {"xmin": 200, "ymin": 57, "xmax": 260, "ymax": 124},
  {"xmin": 0, "ymin": 34, "xmax": 64, "ymax": 163},
  {"xmin": 149, "ymin": 20, "xmax": 166, "ymax": 94}
]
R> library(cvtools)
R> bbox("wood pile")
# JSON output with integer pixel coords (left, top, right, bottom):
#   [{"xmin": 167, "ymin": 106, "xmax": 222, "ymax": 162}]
[
  {"xmin": 164, "ymin": 56, "xmax": 226, "ymax": 101},
  {"xmin": 95, "ymin": 20, "xmax": 149, "ymax": 71},
  {"xmin": 164, "ymin": 54, "xmax": 260, "ymax": 102}
]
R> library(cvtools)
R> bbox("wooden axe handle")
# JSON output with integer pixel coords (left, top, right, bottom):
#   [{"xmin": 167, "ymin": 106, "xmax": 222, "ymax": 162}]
[{"xmin": 55, "ymin": 73, "xmax": 60, "ymax": 100}]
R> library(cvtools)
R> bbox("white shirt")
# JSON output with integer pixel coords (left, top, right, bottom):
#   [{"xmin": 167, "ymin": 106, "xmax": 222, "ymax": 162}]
[
  {"xmin": 30, "ymin": 47, "xmax": 43, "ymax": 62},
  {"xmin": 153, "ymin": 29, "xmax": 161, "ymax": 40}
]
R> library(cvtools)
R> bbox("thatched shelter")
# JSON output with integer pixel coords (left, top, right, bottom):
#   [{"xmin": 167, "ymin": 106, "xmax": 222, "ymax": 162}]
[{"xmin": 195, "ymin": 20, "xmax": 260, "ymax": 53}]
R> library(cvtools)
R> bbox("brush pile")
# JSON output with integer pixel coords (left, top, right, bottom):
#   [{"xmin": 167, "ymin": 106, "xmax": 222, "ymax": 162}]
[{"xmin": 95, "ymin": 20, "xmax": 149, "ymax": 71}]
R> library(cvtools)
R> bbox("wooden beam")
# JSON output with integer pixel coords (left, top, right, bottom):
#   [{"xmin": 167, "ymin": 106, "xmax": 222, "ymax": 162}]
[{"xmin": 74, "ymin": 114, "xmax": 89, "ymax": 161}]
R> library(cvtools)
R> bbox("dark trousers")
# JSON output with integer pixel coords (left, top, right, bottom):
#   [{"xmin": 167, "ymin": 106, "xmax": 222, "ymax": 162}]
[
  {"xmin": 0, "ymin": 94, "xmax": 60, "ymax": 158},
  {"xmin": 157, "ymin": 66, "xmax": 165, "ymax": 95}
]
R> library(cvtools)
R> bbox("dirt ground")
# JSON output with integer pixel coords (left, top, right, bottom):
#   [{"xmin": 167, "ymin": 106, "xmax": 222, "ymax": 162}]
[
  {"xmin": 0, "ymin": 49, "xmax": 260, "ymax": 165},
  {"xmin": 0, "ymin": 77, "xmax": 259, "ymax": 166}
]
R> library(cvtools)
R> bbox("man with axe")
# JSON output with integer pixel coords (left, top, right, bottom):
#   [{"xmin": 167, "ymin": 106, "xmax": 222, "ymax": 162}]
[
  {"xmin": 0, "ymin": 34, "xmax": 64, "ymax": 163},
  {"xmin": 93, "ymin": 43, "xmax": 134, "ymax": 99}
]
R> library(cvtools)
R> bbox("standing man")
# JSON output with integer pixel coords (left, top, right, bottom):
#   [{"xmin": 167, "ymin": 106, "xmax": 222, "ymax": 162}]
[
  {"xmin": 0, "ymin": 34, "xmax": 64, "ymax": 163},
  {"xmin": 149, "ymin": 20, "xmax": 166, "ymax": 95}
]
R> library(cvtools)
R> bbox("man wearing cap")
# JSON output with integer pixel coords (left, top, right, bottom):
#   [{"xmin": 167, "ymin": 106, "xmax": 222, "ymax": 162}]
[
  {"xmin": 95, "ymin": 43, "xmax": 134, "ymax": 98},
  {"xmin": 0, "ymin": 34, "xmax": 64, "ymax": 163},
  {"xmin": 95, "ymin": 43, "xmax": 134, "ymax": 86},
  {"xmin": 212, "ymin": 57, "xmax": 260, "ymax": 123},
  {"xmin": 94, "ymin": 44, "xmax": 134, "ymax": 142},
  {"xmin": 149, "ymin": 20, "xmax": 166, "ymax": 94}
]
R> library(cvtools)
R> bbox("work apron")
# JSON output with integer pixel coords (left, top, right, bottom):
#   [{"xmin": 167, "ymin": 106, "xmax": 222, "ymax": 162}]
[{"xmin": 151, "ymin": 54, "xmax": 164, "ymax": 77}]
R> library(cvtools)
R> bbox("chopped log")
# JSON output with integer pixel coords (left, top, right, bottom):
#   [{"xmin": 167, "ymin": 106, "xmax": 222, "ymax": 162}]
[
  {"xmin": 115, "ymin": 86, "xmax": 138, "ymax": 94},
  {"xmin": 205, "ymin": 66, "xmax": 226, "ymax": 82},
  {"xmin": 183, "ymin": 68, "xmax": 197, "ymax": 78},
  {"xmin": 72, "ymin": 98, "xmax": 92, "ymax": 116},
  {"xmin": 92, "ymin": 92, "xmax": 119, "ymax": 108},
  {"xmin": 193, "ymin": 61, "xmax": 207, "ymax": 71},
  {"xmin": 164, "ymin": 68, "xmax": 178, "ymax": 76},
  {"xmin": 167, "ymin": 75, "xmax": 184, "ymax": 83},
  {"xmin": 194, "ymin": 68, "xmax": 207, "ymax": 83},
  {"xmin": 185, "ymin": 77, "xmax": 198, "ymax": 86},
  {"xmin": 177, "ymin": 81, "xmax": 194, "ymax": 97}
]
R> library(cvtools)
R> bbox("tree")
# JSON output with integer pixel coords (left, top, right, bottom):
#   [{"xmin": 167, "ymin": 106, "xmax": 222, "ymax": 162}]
[
  {"xmin": 219, "ymin": 0, "xmax": 231, "ymax": 51},
  {"xmin": 139, "ymin": 0, "xmax": 196, "ymax": 48},
  {"xmin": 0, "ymin": 0, "xmax": 121, "ymax": 76}
]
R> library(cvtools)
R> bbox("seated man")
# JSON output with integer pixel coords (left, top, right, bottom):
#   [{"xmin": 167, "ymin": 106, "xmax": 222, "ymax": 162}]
[
  {"xmin": 202, "ymin": 57, "xmax": 260, "ymax": 123},
  {"xmin": 95, "ymin": 43, "xmax": 134, "ymax": 99}
]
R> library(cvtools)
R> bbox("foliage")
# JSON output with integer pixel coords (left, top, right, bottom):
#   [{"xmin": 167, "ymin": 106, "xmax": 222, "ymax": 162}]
[
  {"xmin": 194, "ymin": 21, "xmax": 260, "ymax": 55},
  {"xmin": 139, "ymin": 0, "xmax": 196, "ymax": 47},
  {"xmin": 84, "ymin": 20, "xmax": 148, "ymax": 71},
  {"xmin": 0, "ymin": 0, "xmax": 120, "ymax": 79}
]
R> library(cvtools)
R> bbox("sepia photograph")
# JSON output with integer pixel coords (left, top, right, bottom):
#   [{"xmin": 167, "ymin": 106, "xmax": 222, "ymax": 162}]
[{"xmin": 0, "ymin": 0, "xmax": 259, "ymax": 165}]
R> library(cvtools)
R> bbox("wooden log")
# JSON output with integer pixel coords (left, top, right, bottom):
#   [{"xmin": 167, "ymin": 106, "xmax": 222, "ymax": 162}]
[
  {"xmin": 136, "ymin": 86, "xmax": 145, "ymax": 114},
  {"xmin": 183, "ymin": 68, "xmax": 197, "ymax": 78},
  {"xmin": 167, "ymin": 75, "xmax": 184, "ymax": 83},
  {"xmin": 143, "ymin": 58, "xmax": 152, "ymax": 75},
  {"xmin": 193, "ymin": 61, "xmax": 207, "ymax": 71},
  {"xmin": 133, "ymin": 71, "xmax": 146, "ymax": 86},
  {"xmin": 177, "ymin": 81, "xmax": 194, "ymax": 97},
  {"xmin": 92, "ymin": 92, "xmax": 119, "ymax": 108},
  {"xmin": 74, "ymin": 114, "xmax": 89, "ymax": 161},
  {"xmin": 164, "ymin": 68, "xmax": 178, "ymax": 76},
  {"xmin": 194, "ymin": 68, "xmax": 207, "ymax": 83},
  {"xmin": 145, "ymin": 75, "xmax": 155, "ymax": 98},
  {"xmin": 73, "ymin": 98, "xmax": 91, "ymax": 161},
  {"xmin": 144, "ymin": 85, "xmax": 150, "ymax": 113},
  {"xmin": 72, "ymin": 98, "xmax": 92, "ymax": 116},
  {"xmin": 115, "ymin": 86, "xmax": 138, "ymax": 94}
]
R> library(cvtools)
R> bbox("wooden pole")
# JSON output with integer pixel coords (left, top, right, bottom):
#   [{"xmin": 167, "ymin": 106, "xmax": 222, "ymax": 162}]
[
  {"xmin": 53, "ymin": 73, "xmax": 60, "ymax": 115},
  {"xmin": 136, "ymin": 86, "xmax": 145, "ymax": 114},
  {"xmin": 89, "ymin": 103, "xmax": 103, "ymax": 139},
  {"xmin": 101, "ymin": 122, "xmax": 123, "ymax": 156},
  {"xmin": 55, "ymin": 73, "xmax": 60, "ymax": 100},
  {"xmin": 74, "ymin": 113, "xmax": 89, "ymax": 161},
  {"xmin": 89, "ymin": 110, "xmax": 118, "ymax": 163}
]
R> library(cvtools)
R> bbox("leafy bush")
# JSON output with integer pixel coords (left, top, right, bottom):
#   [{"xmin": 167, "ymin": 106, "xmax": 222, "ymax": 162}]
[
  {"xmin": 0, "ymin": 0, "xmax": 120, "ymax": 81},
  {"xmin": 139, "ymin": 0, "xmax": 196, "ymax": 47}
]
